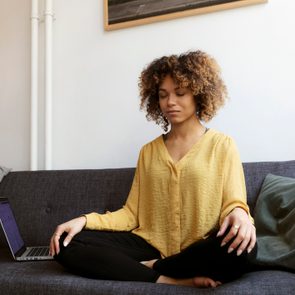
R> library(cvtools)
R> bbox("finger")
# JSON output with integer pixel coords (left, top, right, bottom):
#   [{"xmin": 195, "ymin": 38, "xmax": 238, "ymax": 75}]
[
  {"xmin": 49, "ymin": 234, "xmax": 60, "ymax": 256},
  {"xmin": 221, "ymin": 223, "xmax": 240, "ymax": 247},
  {"xmin": 217, "ymin": 216, "xmax": 230, "ymax": 237},
  {"xmin": 53, "ymin": 233, "xmax": 61, "ymax": 255},
  {"xmin": 49, "ymin": 238, "xmax": 55, "ymax": 256},
  {"xmin": 227, "ymin": 224, "xmax": 248, "ymax": 254},
  {"xmin": 52, "ymin": 224, "xmax": 66, "ymax": 255},
  {"xmin": 235, "ymin": 227, "xmax": 251, "ymax": 256},
  {"xmin": 63, "ymin": 232, "xmax": 74, "ymax": 247},
  {"xmin": 247, "ymin": 225, "xmax": 257, "ymax": 253}
]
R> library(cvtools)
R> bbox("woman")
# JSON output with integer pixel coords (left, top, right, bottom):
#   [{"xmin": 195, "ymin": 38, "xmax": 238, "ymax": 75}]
[{"xmin": 50, "ymin": 50, "xmax": 256, "ymax": 288}]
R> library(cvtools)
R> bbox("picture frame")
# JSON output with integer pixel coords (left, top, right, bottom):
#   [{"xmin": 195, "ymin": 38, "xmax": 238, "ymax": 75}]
[{"xmin": 104, "ymin": 0, "xmax": 267, "ymax": 31}]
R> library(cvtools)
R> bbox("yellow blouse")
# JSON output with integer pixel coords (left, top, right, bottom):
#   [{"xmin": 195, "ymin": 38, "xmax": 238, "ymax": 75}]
[{"xmin": 85, "ymin": 129, "xmax": 250, "ymax": 257}]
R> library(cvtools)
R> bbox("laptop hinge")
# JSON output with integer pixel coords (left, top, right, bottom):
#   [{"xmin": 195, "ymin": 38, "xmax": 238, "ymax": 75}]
[{"xmin": 15, "ymin": 246, "xmax": 27, "ymax": 258}]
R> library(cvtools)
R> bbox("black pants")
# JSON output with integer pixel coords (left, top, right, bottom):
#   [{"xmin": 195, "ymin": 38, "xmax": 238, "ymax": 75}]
[{"xmin": 55, "ymin": 230, "xmax": 256, "ymax": 283}]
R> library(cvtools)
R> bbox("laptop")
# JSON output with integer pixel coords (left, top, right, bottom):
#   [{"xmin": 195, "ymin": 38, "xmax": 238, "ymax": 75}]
[{"xmin": 0, "ymin": 197, "xmax": 53, "ymax": 261}]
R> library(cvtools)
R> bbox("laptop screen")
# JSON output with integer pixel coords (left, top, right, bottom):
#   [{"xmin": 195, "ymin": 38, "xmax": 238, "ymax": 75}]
[{"xmin": 0, "ymin": 198, "xmax": 25, "ymax": 255}]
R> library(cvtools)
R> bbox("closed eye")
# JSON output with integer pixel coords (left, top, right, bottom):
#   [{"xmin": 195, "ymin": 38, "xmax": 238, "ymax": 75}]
[{"xmin": 158, "ymin": 91, "xmax": 168, "ymax": 99}]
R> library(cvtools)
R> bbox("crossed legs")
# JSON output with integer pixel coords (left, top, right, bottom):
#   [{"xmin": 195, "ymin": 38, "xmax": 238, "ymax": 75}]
[
  {"xmin": 55, "ymin": 230, "xmax": 254, "ymax": 287},
  {"xmin": 55, "ymin": 230, "xmax": 161, "ymax": 282}
]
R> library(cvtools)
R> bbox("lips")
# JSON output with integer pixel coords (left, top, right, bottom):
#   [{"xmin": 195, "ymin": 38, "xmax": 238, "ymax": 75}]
[
  {"xmin": 166, "ymin": 110, "xmax": 180, "ymax": 115},
  {"xmin": 166, "ymin": 111, "xmax": 180, "ymax": 117}
]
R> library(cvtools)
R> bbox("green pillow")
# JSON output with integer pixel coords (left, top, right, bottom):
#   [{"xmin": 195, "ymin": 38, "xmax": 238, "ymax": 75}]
[{"xmin": 253, "ymin": 173, "xmax": 295, "ymax": 270}]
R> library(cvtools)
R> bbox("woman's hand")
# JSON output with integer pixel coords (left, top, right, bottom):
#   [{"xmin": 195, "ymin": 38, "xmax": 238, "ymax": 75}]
[
  {"xmin": 217, "ymin": 207, "xmax": 256, "ymax": 256},
  {"xmin": 49, "ymin": 216, "xmax": 87, "ymax": 256}
]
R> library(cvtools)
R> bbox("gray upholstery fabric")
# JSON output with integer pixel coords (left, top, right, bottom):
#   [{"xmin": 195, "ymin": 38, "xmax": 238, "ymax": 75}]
[
  {"xmin": 0, "ymin": 161, "xmax": 295, "ymax": 294},
  {"xmin": 0, "ymin": 169, "xmax": 134, "ymax": 246},
  {"xmin": 0, "ymin": 248, "xmax": 294, "ymax": 295}
]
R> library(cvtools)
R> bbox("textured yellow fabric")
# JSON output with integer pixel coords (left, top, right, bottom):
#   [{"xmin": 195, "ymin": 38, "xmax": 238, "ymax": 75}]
[{"xmin": 85, "ymin": 129, "xmax": 251, "ymax": 257}]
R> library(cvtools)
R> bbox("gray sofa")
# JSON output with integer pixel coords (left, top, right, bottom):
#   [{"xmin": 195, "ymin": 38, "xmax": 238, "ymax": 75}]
[{"xmin": 0, "ymin": 160, "xmax": 295, "ymax": 295}]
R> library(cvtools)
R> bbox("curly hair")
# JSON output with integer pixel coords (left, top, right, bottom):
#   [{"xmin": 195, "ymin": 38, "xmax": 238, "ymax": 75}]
[{"xmin": 139, "ymin": 50, "xmax": 228, "ymax": 132}]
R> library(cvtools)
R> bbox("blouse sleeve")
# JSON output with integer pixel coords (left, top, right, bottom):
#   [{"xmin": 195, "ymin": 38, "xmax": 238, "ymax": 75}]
[
  {"xmin": 84, "ymin": 150, "xmax": 142, "ymax": 231},
  {"xmin": 219, "ymin": 137, "xmax": 252, "ymax": 225}
]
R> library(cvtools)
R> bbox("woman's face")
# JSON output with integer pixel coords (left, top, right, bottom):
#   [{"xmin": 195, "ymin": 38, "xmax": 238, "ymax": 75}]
[{"xmin": 158, "ymin": 75, "xmax": 197, "ymax": 126}]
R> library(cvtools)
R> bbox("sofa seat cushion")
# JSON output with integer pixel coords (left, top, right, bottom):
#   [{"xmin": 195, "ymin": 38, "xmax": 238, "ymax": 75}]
[{"xmin": 1, "ymin": 248, "xmax": 295, "ymax": 295}]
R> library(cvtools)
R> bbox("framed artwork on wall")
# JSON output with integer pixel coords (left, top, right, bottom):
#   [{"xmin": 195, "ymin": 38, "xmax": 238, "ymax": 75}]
[{"xmin": 104, "ymin": 0, "xmax": 267, "ymax": 31}]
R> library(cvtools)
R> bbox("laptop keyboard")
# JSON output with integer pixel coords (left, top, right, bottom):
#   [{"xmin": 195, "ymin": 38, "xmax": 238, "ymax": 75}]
[{"xmin": 26, "ymin": 247, "xmax": 49, "ymax": 257}]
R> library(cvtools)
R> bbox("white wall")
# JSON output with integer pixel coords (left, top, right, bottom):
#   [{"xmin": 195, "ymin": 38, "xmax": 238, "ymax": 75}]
[
  {"xmin": 0, "ymin": 0, "xmax": 294, "ymax": 171},
  {"xmin": 0, "ymin": 0, "xmax": 31, "ymax": 170}
]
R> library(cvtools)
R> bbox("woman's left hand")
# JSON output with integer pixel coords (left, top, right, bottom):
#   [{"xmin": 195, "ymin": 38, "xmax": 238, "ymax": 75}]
[{"xmin": 217, "ymin": 207, "xmax": 256, "ymax": 256}]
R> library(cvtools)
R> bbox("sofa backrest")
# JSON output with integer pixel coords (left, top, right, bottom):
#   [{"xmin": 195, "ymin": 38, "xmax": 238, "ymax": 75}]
[
  {"xmin": 0, "ymin": 169, "xmax": 134, "ymax": 247},
  {"xmin": 0, "ymin": 160, "xmax": 294, "ymax": 247}
]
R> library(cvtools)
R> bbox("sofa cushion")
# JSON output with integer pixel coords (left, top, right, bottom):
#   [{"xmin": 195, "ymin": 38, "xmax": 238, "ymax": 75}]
[
  {"xmin": 253, "ymin": 174, "xmax": 295, "ymax": 270},
  {"xmin": 1, "ymin": 248, "xmax": 294, "ymax": 295}
]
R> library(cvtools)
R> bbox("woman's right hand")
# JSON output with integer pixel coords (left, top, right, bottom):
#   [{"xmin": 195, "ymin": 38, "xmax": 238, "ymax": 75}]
[{"xmin": 49, "ymin": 216, "xmax": 87, "ymax": 256}]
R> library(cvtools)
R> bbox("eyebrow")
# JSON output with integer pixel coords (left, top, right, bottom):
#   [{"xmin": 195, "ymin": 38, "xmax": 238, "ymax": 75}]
[{"xmin": 158, "ymin": 86, "xmax": 183, "ymax": 91}]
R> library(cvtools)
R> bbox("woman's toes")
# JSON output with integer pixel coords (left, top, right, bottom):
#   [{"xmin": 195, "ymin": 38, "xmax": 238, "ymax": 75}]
[{"xmin": 193, "ymin": 276, "xmax": 221, "ymax": 288}]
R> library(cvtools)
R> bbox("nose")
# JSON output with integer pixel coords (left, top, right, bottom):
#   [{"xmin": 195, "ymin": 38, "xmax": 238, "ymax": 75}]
[{"xmin": 167, "ymin": 94, "xmax": 177, "ymax": 106}]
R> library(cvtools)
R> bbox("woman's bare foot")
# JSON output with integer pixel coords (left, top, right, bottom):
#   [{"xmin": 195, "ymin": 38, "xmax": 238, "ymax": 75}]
[
  {"xmin": 141, "ymin": 260, "xmax": 222, "ymax": 288},
  {"xmin": 140, "ymin": 259, "xmax": 158, "ymax": 269},
  {"xmin": 156, "ymin": 275, "xmax": 222, "ymax": 288}
]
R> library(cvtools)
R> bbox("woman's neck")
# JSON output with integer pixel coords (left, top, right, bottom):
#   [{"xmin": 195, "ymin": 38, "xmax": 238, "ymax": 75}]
[{"xmin": 167, "ymin": 116, "xmax": 205, "ymax": 141}]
